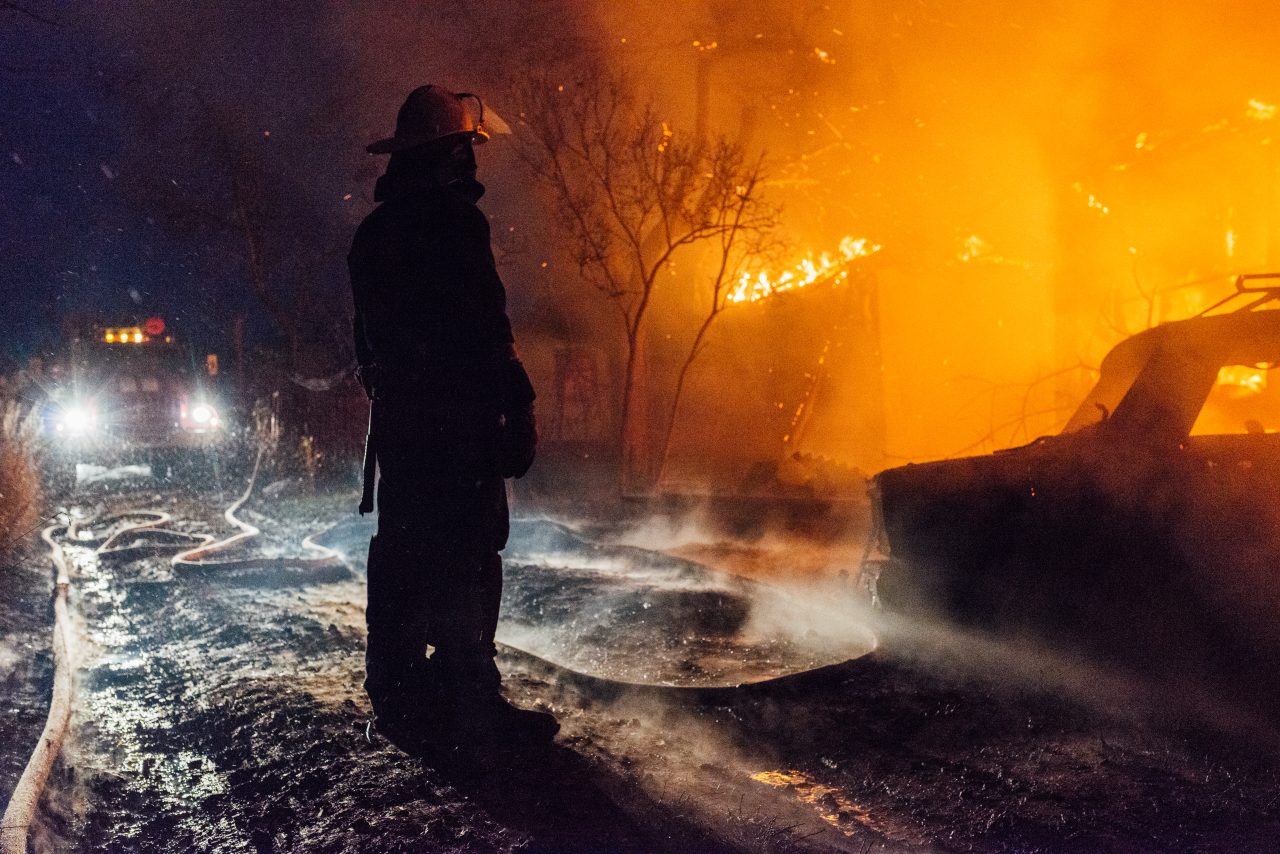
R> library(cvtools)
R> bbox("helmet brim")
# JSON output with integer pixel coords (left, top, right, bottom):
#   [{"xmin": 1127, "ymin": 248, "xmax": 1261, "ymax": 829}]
[{"xmin": 365, "ymin": 128, "xmax": 489, "ymax": 155}]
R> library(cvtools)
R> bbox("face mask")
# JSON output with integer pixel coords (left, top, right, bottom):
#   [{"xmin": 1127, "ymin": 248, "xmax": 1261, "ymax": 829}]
[{"xmin": 434, "ymin": 138, "xmax": 478, "ymax": 188}]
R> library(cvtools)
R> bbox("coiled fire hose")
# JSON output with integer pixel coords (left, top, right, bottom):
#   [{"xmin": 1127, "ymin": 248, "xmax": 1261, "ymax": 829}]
[
  {"xmin": 0, "ymin": 450, "xmax": 341, "ymax": 854},
  {"xmin": 90, "ymin": 450, "xmax": 342, "ymax": 571}
]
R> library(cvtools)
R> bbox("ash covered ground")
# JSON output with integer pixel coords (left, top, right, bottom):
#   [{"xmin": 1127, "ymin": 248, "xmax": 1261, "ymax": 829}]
[{"xmin": 3, "ymin": 474, "xmax": 1280, "ymax": 852}]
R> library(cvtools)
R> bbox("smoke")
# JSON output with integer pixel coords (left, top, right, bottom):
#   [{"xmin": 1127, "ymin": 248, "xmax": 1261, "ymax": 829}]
[
  {"xmin": 500, "ymin": 499, "xmax": 1280, "ymax": 739},
  {"xmin": 577, "ymin": 0, "xmax": 1280, "ymax": 474},
  {"xmin": 17, "ymin": 0, "xmax": 1280, "ymax": 479},
  {"xmin": 37, "ymin": 0, "xmax": 1280, "ymax": 729},
  {"xmin": 498, "ymin": 517, "xmax": 874, "ymax": 686},
  {"xmin": 498, "ymin": 509, "xmax": 1280, "ymax": 844},
  {"xmin": 873, "ymin": 599, "xmax": 1280, "ymax": 746}
]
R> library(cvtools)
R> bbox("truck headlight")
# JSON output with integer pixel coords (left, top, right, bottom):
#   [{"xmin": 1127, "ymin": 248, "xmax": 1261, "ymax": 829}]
[
  {"xmin": 56, "ymin": 404, "xmax": 97, "ymax": 435},
  {"xmin": 182, "ymin": 401, "xmax": 222, "ymax": 431}
]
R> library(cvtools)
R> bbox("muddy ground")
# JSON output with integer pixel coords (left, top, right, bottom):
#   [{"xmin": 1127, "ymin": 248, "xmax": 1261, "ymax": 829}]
[
  {"xmin": 0, "ymin": 537, "xmax": 54, "ymax": 812},
  {"xmin": 3, "ymin": 475, "xmax": 1280, "ymax": 852}
]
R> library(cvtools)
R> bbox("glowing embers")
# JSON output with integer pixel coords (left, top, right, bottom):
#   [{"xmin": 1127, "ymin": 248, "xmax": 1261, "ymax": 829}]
[
  {"xmin": 1247, "ymin": 99, "xmax": 1277, "ymax": 121},
  {"xmin": 1217, "ymin": 364, "xmax": 1268, "ymax": 395},
  {"xmin": 750, "ymin": 769, "xmax": 879, "ymax": 836},
  {"xmin": 1069, "ymin": 182, "xmax": 1111, "ymax": 217},
  {"xmin": 957, "ymin": 233, "xmax": 1033, "ymax": 269},
  {"xmin": 727, "ymin": 236, "xmax": 880, "ymax": 305}
]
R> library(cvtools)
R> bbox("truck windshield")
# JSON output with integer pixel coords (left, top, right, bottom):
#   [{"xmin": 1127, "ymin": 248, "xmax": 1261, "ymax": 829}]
[{"xmin": 79, "ymin": 344, "xmax": 193, "ymax": 375}]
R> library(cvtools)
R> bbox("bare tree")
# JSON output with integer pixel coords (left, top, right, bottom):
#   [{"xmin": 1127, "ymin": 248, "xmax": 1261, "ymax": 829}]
[
  {"xmin": 513, "ymin": 61, "xmax": 776, "ymax": 490},
  {"xmin": 114, "ymin": 78, "xmax": 308, "ymax": 356},
  {"xmin": 654, "ymin": 159, "xmax": 777, "ymax": 483}
]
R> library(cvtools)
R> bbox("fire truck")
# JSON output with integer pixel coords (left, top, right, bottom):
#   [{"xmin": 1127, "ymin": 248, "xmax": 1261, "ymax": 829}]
[{"xmin": 40, "ymin": 317, "xmax": 230, "ymax": 486}]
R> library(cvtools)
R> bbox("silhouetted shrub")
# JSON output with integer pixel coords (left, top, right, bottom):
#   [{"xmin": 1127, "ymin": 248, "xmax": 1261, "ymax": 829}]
[{"xmin": 0, "ymin": 402, "xmax": 42, "ymax": 554}]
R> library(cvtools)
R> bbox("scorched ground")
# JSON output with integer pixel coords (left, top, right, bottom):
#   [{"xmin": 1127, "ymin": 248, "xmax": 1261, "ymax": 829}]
[{"xmin": 3, "ymin": 475, "xmax": 1279, "ymax": 853}]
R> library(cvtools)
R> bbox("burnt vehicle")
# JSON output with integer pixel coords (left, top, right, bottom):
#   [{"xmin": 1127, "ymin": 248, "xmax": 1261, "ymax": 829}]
[
  {"xmin": 866, "ymin": 275, "xmax": 1280, "ymax": 696},
  {"xmin": 41, "ymin": 318, "xmax": 229, "ymax": 484}
]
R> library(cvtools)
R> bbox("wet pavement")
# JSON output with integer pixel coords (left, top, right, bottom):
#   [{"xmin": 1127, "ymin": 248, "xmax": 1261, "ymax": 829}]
[
  {"xmin": 5, "ymin": 481, "xmax": 1280, "ymax": 852},
  {"xmin": 0, "ymin": 541, "xmax": 55, "ymax": 822}
]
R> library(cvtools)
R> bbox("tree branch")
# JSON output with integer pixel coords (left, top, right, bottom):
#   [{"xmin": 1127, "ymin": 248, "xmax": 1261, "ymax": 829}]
[{"xmin": 1, "ymin": 0, "xmax": 59, "ymax": 26}]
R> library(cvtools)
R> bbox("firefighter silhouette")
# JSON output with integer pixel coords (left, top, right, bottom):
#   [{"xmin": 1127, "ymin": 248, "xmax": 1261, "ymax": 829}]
[{"xmin": 350, "ymin": 85, "xmax": 557, "ymax": 752}]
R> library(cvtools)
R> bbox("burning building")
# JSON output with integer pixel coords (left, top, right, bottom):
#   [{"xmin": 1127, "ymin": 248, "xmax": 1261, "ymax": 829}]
[{"xmin": 513, "ymin": 1, "xmax": 1280, "ymax": 494}]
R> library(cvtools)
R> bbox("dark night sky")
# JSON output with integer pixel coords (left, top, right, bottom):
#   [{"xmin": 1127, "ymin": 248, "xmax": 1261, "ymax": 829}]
[
  {"xmin": 1, "ymin": 5, "xmax": 348, "ymax": 372},
  {"xmin": 3, "ymin": 12, "xmax": 127, "ymax": 367},
  {"xmin": 2, "ymin": 2, "xmax": 583, "ymax": 379}
]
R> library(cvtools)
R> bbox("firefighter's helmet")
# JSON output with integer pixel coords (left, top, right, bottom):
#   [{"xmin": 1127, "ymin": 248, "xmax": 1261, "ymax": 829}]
[{"xmin": 366, "ymin": 85, "xmax": 496, "ymax": 154}]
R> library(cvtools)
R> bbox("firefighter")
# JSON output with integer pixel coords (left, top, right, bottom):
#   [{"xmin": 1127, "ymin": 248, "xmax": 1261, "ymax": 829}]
[{"xmin": 350, "ymin": 85, "xmax": 557, "ymax": 753}]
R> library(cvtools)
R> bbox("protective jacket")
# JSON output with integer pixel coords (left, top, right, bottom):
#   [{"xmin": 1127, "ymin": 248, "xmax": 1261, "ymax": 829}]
[
  {"xmin": 349, "ymin": 172, "xmax": 535, "ymax": 480},
  {"xmin": 350, "ymin": 162, "xmax": 544, "ymax": 746}
]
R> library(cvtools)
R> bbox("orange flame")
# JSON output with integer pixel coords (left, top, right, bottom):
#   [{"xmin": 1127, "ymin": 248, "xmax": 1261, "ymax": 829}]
[
  {"xmin": 1246, "ymin": 98, "xmax": 1276, "ymax": 121},
  {"xmin": 727, "ymin": 236, "xmax": 880, "ymax": 305},
  {"xmin": 1218, "ymin": 364, "xmax": 1267, "ymax": 394}
]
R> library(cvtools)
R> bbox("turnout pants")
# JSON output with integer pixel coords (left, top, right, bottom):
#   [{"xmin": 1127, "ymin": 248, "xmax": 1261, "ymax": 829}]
[{"xmin": 364, "ymin": 451, "xmax": 509, "ymax": 727}]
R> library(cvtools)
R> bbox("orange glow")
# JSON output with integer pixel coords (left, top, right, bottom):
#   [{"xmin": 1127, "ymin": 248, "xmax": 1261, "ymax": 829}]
[
  {"xmin": 727, "ymin": 236, "xmax": 880, "ymax": 305},
  {"xmin": 1218, "ymin": 365, "xmax": 1267, "ymax": 394},
  {"xmin": 592, "ymin": 3, "xmax": 1280, "ymax": 479},
  {"xmin": 749, "ymin": 769, "xmax": 879, "ymax": 835},
  {"xmin": 1246, "ymin": 98, "xmax": 1276, "ymax": 120}
]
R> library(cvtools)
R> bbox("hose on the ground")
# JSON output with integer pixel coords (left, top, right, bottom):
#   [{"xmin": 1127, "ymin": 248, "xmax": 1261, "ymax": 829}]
[
  {"xmin": 0, "ymin": 524, "xmax": 75, "ymax": 854},
  {"xmin": 0, "ymin": 450, "xmax": 343, "ymax": 853}
]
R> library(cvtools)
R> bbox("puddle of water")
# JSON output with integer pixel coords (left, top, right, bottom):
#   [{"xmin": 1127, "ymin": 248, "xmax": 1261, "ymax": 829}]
[
  {"xmin": 65, "ymin": 538, "xmax": 228, "ymax": 824},
  {"xmin": 499, "ymin": 520, "xmax": 874, "ymax": 687}
]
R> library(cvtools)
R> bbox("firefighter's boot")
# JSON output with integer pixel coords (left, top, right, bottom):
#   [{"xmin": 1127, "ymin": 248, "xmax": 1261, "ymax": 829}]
[
  {"xmin": 364, "ymin": 534, "xmax": 445, "ymax": 749},
  {"xmin": 432, "ymin": 651, "xmax": 559, "ymax": 746},
  {"xmin": 430, "ymin": 551, "xmax": 559, "ymax": 746},
  {"xmin": 474, "ymin": 551, "xmax": 559, "ymax": 742}
]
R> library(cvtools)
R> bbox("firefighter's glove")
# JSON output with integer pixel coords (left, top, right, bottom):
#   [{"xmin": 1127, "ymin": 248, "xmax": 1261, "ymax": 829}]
[
  {"xmin": 499, "ymin": 405, "xmax": 538, "ymax": 479},
  {"xmin": 355, "ymin": 363, "xmax": 380, "ymax": 400}
]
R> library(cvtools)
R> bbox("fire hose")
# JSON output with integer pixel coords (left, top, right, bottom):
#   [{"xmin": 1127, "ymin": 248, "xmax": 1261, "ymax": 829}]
[
  {"xmin": 0, "ymin": 523, "xmax": 75, "ymax": 854},
  {"xmin": 0, "ymin": 450, "xmax": 342, "ymax": 854},
  {"xmin": 4, "ymin": 450, "xmax": 878, "ymax": 849},
  {"xmin": 92, "ymin": 449, "xmax": 341, "ymax": 572}
]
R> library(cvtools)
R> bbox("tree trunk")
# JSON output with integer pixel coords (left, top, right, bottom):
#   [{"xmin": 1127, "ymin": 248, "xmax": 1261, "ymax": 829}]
[
  {"xmin": 620, "ymin": 328, "xmax": 651, "ymax": 495},
  {"xmin": 655, "ymin": 310, "xmax": 718, "ymax": 488}
]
